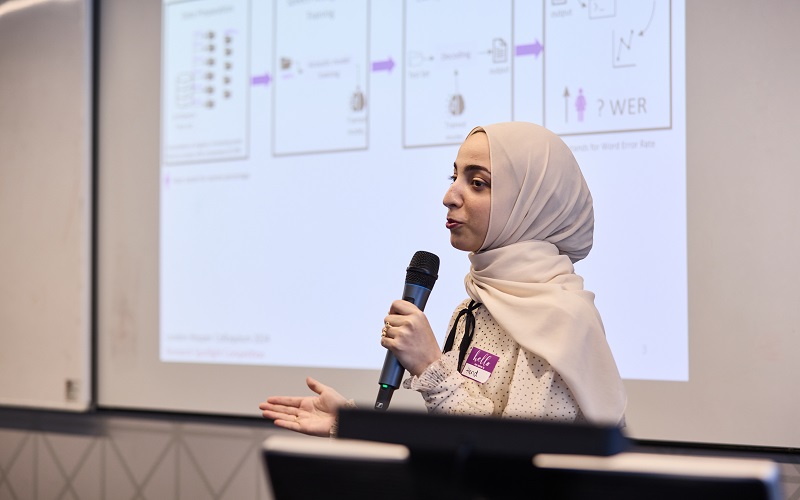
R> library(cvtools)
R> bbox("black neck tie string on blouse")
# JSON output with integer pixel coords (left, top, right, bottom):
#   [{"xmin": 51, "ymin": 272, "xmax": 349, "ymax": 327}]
[{"xmin": 443, "ymin": 300, "xmax": 482, "ymax": 371}]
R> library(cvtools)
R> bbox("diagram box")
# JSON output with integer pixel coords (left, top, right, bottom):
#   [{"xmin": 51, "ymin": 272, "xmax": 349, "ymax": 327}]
[
  {"xmin": 544, "ymin": 0, "xmax": 673, "ymax": 135},
  {"xmin": 403, "ymin": 0, "xmax": 513, "ymax": 148},
  {"xmin": 272, "ymin": 0, "xmax": 369, "ymax": 156},
  {"xmin": 162, "ymin": 0, "xmax": 250, "ymax": 164}
]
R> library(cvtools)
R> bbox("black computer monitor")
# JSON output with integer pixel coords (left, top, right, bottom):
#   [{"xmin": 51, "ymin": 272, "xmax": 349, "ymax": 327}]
[
  {"xmin": 263, "ymin": 410, "xmax": 781, "ymax": 500},
  {"xmin": 337, "ymin": 407, "xmax": 629, "ymax": 457},
  {"xmin": 533, "ymin": 452, "xmax": 782, "ymax": 500}
]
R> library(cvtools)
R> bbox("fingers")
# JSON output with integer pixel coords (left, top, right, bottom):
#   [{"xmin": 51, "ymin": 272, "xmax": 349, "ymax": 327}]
[
  {"xmin": 305, "ymin": 377, "xmax": 328, "ymax": 396},
  {"xmin": 388, "ymin": 299, "xmax": 421, "ymax": 315},
  {"xmin": 260, "ymin": 402, "xmax": 330, "ymax": 437},
  {"xmin": 260, "ymin": 400, "xmax": 298, "ymax": 417},
  {"xmin": 382, "ymin": 315, "xmax": 409, "ymax": 340},
  {"xmin": 381, "ymin": 320, "xmax": 394, "ymax": 340},
  {"xmin": 272, "ymin": 419, "xmax": 302, "ymax": 432},
  {"xmin": 264, "ymin": 395, "xmax": 304, "ymax": 407},
  {"xmin": 384, "ymin": 299, "xmax": 426, "ymax": 334},
  {"xmin": 260, "ymin": 402, "xmax": 301, "ymax": 427},
  {"xmin": 261, "ymin": 407, "xmax": 295, "ymax": 422},
  {"xmin": 381, "ymin": 315, "xmax": 406, "ymax": 345},
  {"xmin": 260, "ymin": 400, "xmax": 306, "ymax": 423},
  {"xmin": 261, "ymin": 378, "xmax": 328, "ymax": 410},
  {"xmin": 380, "ymin": 324, "xmax": 403, "ymax": 349},
  {"xmin": 262, "ymin": 408, "xmax": 303, "ymax": 433},
  {"xmin": 382, "ymin": 312, "xmax": 417, "ymax": 340}
]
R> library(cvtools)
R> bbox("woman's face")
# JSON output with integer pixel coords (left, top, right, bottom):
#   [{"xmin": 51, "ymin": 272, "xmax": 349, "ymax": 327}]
[{"xmin": 443, "ymin": 132, "xmax": 492, "ymax": 252}]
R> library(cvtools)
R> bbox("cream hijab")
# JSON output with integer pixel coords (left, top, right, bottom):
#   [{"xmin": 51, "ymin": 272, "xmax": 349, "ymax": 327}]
[{"xmin": 463, "ymin": 122, "xmax": 626, "ymax": 424}]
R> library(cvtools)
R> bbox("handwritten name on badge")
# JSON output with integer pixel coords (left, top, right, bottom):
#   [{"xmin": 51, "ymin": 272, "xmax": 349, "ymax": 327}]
[{"xmin": 460, "ymin": 347, "xmax": 499, "ymax": 383}]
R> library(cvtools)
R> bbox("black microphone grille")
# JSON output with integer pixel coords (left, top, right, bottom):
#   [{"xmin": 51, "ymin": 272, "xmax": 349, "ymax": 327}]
[{"xmin": 406, "ymin": 251, "xmax": 440, "ymax": 289}]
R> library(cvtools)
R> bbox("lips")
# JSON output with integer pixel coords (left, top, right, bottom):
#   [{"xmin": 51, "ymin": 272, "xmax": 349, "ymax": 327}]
[{"xmin": 446, "ymin": 218, "xmax": 463, "ymax": 230}]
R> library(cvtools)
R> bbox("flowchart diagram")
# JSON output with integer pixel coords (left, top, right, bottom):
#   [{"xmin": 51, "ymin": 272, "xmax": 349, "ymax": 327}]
[
  {"xmin": 162, "ymin": 0, "xmax": 250, "ymax": 164},
  {"xmin": 161, "ymin": 0, "xmax": 674, "ymax": 158}
]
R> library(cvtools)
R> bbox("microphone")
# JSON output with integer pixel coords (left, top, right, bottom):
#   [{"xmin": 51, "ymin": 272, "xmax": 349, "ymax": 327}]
[{"xmin": 375, "ymin": 250, "xmax": 440, "ymax": 411}]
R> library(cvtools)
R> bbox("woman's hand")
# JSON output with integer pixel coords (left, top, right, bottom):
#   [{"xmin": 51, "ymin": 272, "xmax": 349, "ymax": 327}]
[
  {"xmin": 381, "ymin": 299, "xmax": 442, "ymax": 376},
  {"xmin": 259, "ymin": 377, "xmax": 348, "ymax": 437}
]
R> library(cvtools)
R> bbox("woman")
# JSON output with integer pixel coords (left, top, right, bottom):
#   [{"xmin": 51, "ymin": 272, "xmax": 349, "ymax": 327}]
[{"xmin": 259, "ymin": 122, "xmax": 626, "ymax": 436}]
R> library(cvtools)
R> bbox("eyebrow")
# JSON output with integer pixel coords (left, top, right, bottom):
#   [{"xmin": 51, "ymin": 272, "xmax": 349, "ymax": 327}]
[{"xmin": 461, "ymin": 164, "xmax": 491, "ymax": 176}]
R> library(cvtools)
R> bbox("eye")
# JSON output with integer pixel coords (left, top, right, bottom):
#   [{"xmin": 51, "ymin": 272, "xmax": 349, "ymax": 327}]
[
  {"xmin": 471, "ymin": 178, "xmax": 489, "ymax": 188},
  {"xmin": 448, "ymin": 174, "xmax": 457, "ymax": 183}
]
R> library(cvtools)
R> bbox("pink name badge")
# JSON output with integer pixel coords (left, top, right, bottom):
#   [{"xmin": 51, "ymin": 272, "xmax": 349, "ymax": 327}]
[{"xmin": 460, "ymin": 347, "xmax": 499, "ymax": 384}]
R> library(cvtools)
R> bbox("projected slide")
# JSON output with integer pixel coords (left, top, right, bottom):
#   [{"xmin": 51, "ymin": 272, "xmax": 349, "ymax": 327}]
[{"xmin": 160, "ymin": 0, "xmax": 687, "ymax": 382}]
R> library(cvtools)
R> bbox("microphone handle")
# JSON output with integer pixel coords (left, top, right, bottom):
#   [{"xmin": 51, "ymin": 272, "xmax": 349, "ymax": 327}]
[{"xmin": 374, "ymin": 283, "xmax": 432, "ymax": 411}]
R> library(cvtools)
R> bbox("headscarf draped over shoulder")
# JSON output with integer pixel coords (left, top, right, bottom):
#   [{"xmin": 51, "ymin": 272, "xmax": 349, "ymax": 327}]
[{"xmin": 463, "ymin": 122, "xmax": 626, "ymax": 424}]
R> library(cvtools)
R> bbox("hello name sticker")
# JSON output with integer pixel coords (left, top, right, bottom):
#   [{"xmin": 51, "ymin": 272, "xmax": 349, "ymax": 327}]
[{"xmin": 460, "ymin": 347, "xmax": 499, "ymax": 384}]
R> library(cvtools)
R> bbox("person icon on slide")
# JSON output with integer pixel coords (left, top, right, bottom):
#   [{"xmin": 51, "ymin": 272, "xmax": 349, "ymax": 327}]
[{"xmin": 576, "ymin": 88, "xmax": 587, "ymax": 122}]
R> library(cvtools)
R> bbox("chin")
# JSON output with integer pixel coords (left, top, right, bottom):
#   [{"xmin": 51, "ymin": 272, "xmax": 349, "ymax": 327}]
[{"xmin": 450, "ymin": 238, "xmax": 479, "ymax": 253}]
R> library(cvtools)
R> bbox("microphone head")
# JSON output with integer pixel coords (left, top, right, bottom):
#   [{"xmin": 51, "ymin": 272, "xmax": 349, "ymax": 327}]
[{"xmin": 406, "ymin": 251, "xmax": 439, "ymax": 290}]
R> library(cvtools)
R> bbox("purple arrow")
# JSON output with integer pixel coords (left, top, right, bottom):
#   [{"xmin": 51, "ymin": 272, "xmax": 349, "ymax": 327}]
[
  {"xmin": 251, "ymin": 73, "xmax": 272, "ymax": 86},
  {"xmin": 515, "ymin": 40, "xmax": 543, "ymax": 58},
  {"xmin": 371, "ymin": 57, "xmax": 395, "ymax": 73}
]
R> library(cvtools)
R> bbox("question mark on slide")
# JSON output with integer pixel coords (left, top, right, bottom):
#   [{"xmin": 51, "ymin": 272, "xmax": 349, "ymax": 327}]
[{"xmin": 597, "ymin": 99, "xmax": 604, "ymax": 117}]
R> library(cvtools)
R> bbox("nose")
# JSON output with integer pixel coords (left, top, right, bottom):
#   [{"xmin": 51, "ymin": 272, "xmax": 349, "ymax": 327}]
[{"xmin": 443, "ymin": 182, "xmax": 461, "ymax": 208}]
